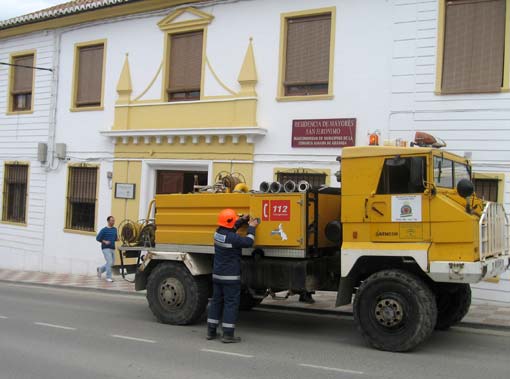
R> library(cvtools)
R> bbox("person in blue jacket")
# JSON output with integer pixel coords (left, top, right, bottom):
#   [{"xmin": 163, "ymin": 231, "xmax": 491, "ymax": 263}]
[
  {"xmin": 96, "ymin": 216, "xmax": 118, "ymax": 282},
  {"xmin": 207, "ymin": 208, "xmax": 259, "ymax": 343}
]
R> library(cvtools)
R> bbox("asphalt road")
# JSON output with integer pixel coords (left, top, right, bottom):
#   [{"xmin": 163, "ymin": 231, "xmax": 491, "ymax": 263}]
[{"xmin": 0, "ymin": 283, "xmax": 509, "ymax": 379}]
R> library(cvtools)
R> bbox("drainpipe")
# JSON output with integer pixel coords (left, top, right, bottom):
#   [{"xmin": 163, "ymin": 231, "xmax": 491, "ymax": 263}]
[{"xmin": 45, "ymin": 28, "xmax": 62, "ymax": 172}]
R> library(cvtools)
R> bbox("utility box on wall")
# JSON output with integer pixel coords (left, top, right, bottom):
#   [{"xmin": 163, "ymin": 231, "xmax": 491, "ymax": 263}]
[
  {"xmin": 37, "ymin": 142, "xmax": 47, "ymax": 163},
  {"xmin": 56, "ymin": 143, "xmax": 67, "ymax": 159}
]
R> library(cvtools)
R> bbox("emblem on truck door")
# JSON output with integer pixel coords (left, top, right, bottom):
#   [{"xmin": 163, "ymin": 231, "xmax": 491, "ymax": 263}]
[{"xmin": 271, "ymin": 224, "xmax": 288, "ymax": 241}]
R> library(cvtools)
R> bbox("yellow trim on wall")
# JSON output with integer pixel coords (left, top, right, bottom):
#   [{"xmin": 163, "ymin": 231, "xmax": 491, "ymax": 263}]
[
  {"xmin": 472, "ymin": 172, "xmax": 505, "ymax": 204},
  {"xmin": 133, "ymin": 61, "xmax": 163, "ymax": 102},
  {"xmin": 205, "ymin": 57, "xmax": 237, "ymax": 96},
  {"xmin": 159, "ymin": 8, "xmax": 213, "ymax": 102},
  {"xmin": 157, "ymin": 7, "xmax": 214, "ymax": 30},
  {"xmin": 63, "ymin": 163, "xmax": 100, "ymax": 234},
  {"xmin": 1, "ymin": 161, "xmax": 30, "ymax": 226},
  {"xmin": 435, "ymin": 0, "xmax": 510, "ymax": 94},
  {"xmin": 112, "ymin": 97, "xmax": 257, "ymax": 130},
  {"xmin": 6, "ymin": 49, "xmax": 36, "ymax": 115},
  {"xmin": 70, "ymin": 39, "xmax": 107, "ymax": 112},
  {"xmin": 276, "ymin": 7, "xmax": 336, "ymax": 102},
  {"xmin": 110, "ymin": 160, "xmax": 143, "ymax": 238},
  {"xmin": 0, "ymin": 0, "xmax": 204, "ymax": 39},
  {"xmin": 272, "ymin": 167, "xmax": 332, "ymax": 186}
]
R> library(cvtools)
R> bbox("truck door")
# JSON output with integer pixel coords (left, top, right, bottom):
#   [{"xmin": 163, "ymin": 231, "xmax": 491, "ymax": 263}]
[{"xmin": 367, "ymin": 156, "xmax": 430, "ymax": 242}]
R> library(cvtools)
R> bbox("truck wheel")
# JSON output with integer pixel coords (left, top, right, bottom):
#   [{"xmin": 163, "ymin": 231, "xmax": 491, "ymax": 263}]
[
  {"xmin": 146, "ymin": 262, "xmax": 209, "ymax": 325},
  {"xmin": 353, "ymin": 270, "xmax": 437, "ymax": 352},
  {"xmin": 239, "ymin": 288, "xmax": 263, "ymax": 311},
  {"xmin": 435, "ymin": 283, "xmax": 471, "ymax": 330}
]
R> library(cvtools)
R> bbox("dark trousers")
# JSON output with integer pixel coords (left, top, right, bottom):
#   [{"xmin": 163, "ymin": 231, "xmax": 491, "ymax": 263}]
[{"xmin": 207, "ymin": 281, "xmax": 241, "ymax": 336}]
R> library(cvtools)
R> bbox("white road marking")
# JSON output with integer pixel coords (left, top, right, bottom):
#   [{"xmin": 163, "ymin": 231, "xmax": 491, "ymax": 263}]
[
  {"xmin": 299, "ymin": 363, "xmax": 364, "ymax": 375},
  {"xmin": 111, "ymin": 334, "xmax": 156, "ymax": 344},
  {"xmin": 34, "ymin": 322, "xmax": 76, "ymax": 331},
  {"xmin": 201, "ymin": 349, "xmax": 253, "ymax": 358},
  {"xmin": 451, "ymin": 326, "xmax": 510, "ymax": 338},
  {"xmin": 0, "ymin": 315, "xmax": 7, "ymax": 319}
]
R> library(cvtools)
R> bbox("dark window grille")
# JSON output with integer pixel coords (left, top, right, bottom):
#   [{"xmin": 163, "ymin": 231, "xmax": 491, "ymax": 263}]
[
  {"xmin": 2, "ymin": 164, "xmax": 28, "ymax": 223},
  {"xmin": 66, "ymin": 167, "xmax": 97, "ymax": 231},
  {"xmin": 474, "ymin": 178, "xmax": 499, "ymax": 202},
  {"xmin": 276, "ymin": 171, "xmax": 326, "ymax": 188}
]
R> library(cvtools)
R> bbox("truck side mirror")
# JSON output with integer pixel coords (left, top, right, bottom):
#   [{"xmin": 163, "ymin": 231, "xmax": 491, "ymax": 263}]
[{"xmin": 457, "ymin": 178, "xmax": 474, "ymax": 198}]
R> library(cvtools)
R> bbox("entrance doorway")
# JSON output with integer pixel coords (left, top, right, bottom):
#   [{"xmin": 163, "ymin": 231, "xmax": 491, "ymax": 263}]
[{"xmin": 156, "ymin": 170, "xmax": 208, "ymax": 194}]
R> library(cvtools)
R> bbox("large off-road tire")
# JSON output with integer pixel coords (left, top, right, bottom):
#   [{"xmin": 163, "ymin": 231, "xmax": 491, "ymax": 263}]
[
  {"xmin": 435, "ymin": 283, "xmax": 471, "ymax": 330},
  {"xmin": 239, "ymin": 288, "xmax": 263, "ymax": 311},
  {"xmin": 146, "ymin": 262, "xmax": 209, "ymax": 325},
  {"xmin": 353, "ymin": 270, "xmax": 437, "ymax": 352}
]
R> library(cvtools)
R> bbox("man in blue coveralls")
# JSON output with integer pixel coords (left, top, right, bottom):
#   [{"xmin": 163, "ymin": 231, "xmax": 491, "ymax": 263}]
[
  {"xmin": 96, "ymin": 216, "xmax": 118, "ymax": 282},
  {"xmin": 207, "ymin": 209, "xmax": 259, "ymax": 343}
]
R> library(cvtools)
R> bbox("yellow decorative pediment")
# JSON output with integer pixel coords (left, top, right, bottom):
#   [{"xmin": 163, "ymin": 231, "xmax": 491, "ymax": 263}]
[{"xmin": 158, "ymin": 7, "xmax": 214, "ymax": 32}]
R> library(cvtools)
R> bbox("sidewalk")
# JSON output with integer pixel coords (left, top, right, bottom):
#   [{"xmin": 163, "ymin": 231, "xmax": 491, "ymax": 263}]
[{"xmin": 1, "ymin": 268, "xmax": 509, "ymax": 329}]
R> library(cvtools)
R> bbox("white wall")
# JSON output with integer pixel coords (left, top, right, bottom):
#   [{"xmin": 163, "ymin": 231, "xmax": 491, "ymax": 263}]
[
  {"xmin": 388, "ymin": 0, "xmax": 510, "ymax": 299},
  {"xmin": 0, "ymin": 30, "xmax": 56, "ymax": 271},
  {"xmin": 1, "ymin": 0, "xmax": 510, "ymax": 303}
]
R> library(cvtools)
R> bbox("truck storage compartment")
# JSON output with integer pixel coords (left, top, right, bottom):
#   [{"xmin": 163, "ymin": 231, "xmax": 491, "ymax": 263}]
[{"xmin": 155, "ymin": 191, "xmax": 341, "ymax": 256}]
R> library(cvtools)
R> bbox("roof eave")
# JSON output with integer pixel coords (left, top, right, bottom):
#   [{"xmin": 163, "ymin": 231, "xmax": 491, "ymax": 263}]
[{"xmin": 0, "ymin": 0, "xmax": 202, "ymax": 39}]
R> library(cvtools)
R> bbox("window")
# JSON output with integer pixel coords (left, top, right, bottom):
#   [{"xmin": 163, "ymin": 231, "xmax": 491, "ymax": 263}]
[
  {"xmin": 74, "ymin": 43, "xmax": 105, "ymax": 108},
  {"xmin": 66, "ymin": 166, "xmax": 98, "ymax": 232},
  {"xmin": 474, "ymin": 178, "xmax": 499, "ymax": 202},
  {"xmin": 377, "ymin": 157, "xmax": 426, "ymax": 194},
  {"xmin": 440, "ymin": 0, "xmax": 506, "ymax": 94},
  {"xmin": 2, "ymin": 163, "xmax": 28, "ymax": 223},
  {"xmin": 167, "ymin": 31, "xmax": 203, "ymax": 101},
  {"xmin": 10, "ymin": 54, "xmax": 34, "ymax": 112},
  {"xmin": 276, "ymin": 171, "xmax": 327, "ymax": 188},
  {"xmin": 281, "ymin": 11, "xmax": 334, "ymax": 98},
  {"xmin": 433, "ymin": 157, "xmax": 470, "ymax": 188}
]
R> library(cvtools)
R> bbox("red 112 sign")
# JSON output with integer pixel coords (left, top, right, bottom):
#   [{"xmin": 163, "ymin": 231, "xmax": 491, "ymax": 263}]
[{"xmin": 262, "ymin": 200, "xmax": 291, "ymax": 221}]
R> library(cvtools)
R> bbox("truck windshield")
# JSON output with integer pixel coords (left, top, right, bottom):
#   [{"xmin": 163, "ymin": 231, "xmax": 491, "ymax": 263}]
[{"xmin": 433, "ymin": 156, "xmax": 470, "ymax": 188}]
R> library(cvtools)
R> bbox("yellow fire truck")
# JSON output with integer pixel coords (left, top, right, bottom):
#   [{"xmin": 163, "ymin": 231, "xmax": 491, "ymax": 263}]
[{"xmin": 124, "ymin": 134, "xmax": 510, "ymax": 352}]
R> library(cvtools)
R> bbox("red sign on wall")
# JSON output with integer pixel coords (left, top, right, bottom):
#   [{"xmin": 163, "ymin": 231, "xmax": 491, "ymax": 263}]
[
  {"xmin": 292, "ymin": 118, "xmax": 356, "ymax": 148},
  {"xmin": 262, "ymin": 200, "xmax": 291, "ymax": 221}
]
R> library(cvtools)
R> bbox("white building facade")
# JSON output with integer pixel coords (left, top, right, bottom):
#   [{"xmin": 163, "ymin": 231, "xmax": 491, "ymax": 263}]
[{"xmin": 0, "ymin": 0, "xmax": 508, "ymax": 301}]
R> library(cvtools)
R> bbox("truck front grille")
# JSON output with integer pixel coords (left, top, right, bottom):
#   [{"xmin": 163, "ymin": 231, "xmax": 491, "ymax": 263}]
[{"xmin": 479, "ymin": 202, "xmax": 510, "ymax": 261}]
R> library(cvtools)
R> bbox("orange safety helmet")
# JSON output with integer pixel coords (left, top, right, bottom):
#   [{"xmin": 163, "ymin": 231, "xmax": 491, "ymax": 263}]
[{"xmin": 218, "ymin": 208, "xmax": 238, "ymax": 228}]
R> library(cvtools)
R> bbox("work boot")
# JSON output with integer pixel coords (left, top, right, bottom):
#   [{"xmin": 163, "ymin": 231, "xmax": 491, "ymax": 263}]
[
  {"xmin": 299, "ymin": 292, "xmax": 315, "ymax": 304},
  {"xmin": 206, "ymin": 328, "xmax": 217, "ymax": 340},
  {"xmin": 222, "ymin": 335, "xmax": 241, "ymax": 343}
]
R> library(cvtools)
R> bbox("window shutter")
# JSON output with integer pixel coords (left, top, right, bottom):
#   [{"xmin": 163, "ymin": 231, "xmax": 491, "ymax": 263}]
[
  {"xmin": 168, "ymin": 31, "xmax": 203, "ymax": 93},
  {"xmin": 285, "ymin": 14, "xmax": 331, "ymax": 86},
  {"xmin": 76, "ymin": 44, "xmax": 104, "ymax": 106},
  {"xmin": 442, "ymin": 0, "xmax": 506, "ymax": 94},
  {"xmin": 12, "ymin": 55, "xmax": 34, "ymax": 94},
  {"xmin": 69, "ymin": 167, "xmax": 97, "ymax": 204}
]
